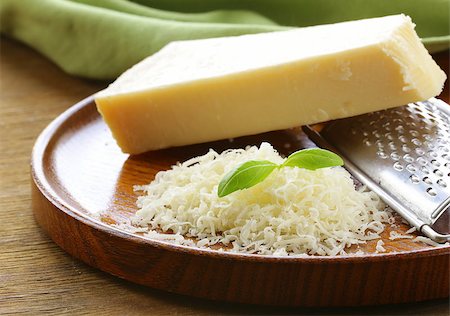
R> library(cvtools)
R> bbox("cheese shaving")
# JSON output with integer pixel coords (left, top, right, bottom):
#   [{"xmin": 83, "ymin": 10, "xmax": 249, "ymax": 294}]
[
  {"xmin": 376, "ymin": 240, "xmax": 386, "ymax": 253},
  {"xmin": 133, "ymin": 143, "xmax": 391, "ymax": 256},
  {"xmin": 413, "ymin": 236, "xmax": 449, "ymax": 247},
  {"xmin": 389, "ymin": 231, "xmax": 414, "ymax": 240},
  {"xmin": 405, "ymin": 227, "xmax": 417, "ymax": 234}
]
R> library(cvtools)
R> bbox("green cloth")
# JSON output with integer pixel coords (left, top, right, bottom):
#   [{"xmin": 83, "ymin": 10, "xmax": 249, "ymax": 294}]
[{"xmin": 1, "ymin": 0, "xmax": 448, "ymax": 80}]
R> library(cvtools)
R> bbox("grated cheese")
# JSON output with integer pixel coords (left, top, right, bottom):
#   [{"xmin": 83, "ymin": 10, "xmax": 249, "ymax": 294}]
[
  {"xmin": 132, "ymin": 142, "xmax": 392, "ymax": 256},
  {"xmin": 405, "ymin": 227, "xmax": 417, "ymax": 234},
  {"xmin": 133, "ymin": 143, "xmax": 391, "ymax": 256},
  {"xmin": 413, "ymin": 236, "xmax": 449, "ymax": 247},
  {"xmin": 389, "ymin": 231, "xmax": 414, "ymax": 240},
  {"xmin": 375, "ymin": 240, "xmax": 386, "ymax": 253}
]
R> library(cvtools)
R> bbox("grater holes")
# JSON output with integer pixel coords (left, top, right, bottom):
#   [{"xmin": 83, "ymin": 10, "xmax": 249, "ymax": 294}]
[
  {"xmin": 434, "ymin": 169, "xmax": 444, "ymax": 177},
  {"xmin": 423, "ymin": 134, "xmax": 433, "ymax": 141},
  {"xmin": 406, "ymin": 163, "xmax": 417, "ymax": 172},
  {"xmin": 431, "ymin": 160, "xmax": 440, "ymax": 167},
  {"xmin": 395, "ymin": 125, "xmax": 405, "ymax": 133},
  {"xmin": 424, "ymin": 109, "xmax": 435, "ymax": 116},
  {"xmin": 427, "ymin": 101, "xmax": 438, "ymax": 111},
  {"xmin": 436, "ymin": 137, "xmax": 447, "ymax": 146},
  {"xmin": 415, "ymin": 148, "xmax": 425, "ymax": 156},
  {"xmin": 382, "ymin": 121, "xmax": 391, "ymax": 127},
  {"xmin": 407, "ymin": 115, "xmax": 420, "ymax": 125},
  {"xmin": 388, "ymin": 141, "xmax": 397, "ymax": 150},
  {"xmin": 402, "ymin": 144, "xmax": 411, "ymax": 153},
  {"xmin": 391, "ymin": 152, "xmax": 400, "ymax": 160},
  {"xmin": 376, "ymin": 140, "xmax": 384, "ymax": 149},
  {"xmin": 409, "ymin": 103, "xmax": 420, "ymax": 110},
  {"xmin": 426, "ymin": 188, "xmax": 437, "ymax": 197},
  {"xmin": 427, "ymin": 109, "xmax": 438, "ymax": 117},
  {"xmin": 421, "ymin": 124, "xmax": 432, "ymax": 131},
  {"xmin": 420, "ymin": 106, "xmax": 433, "ymax": 115},
  {"xmin": 423, "ymin": 176, "xmax": 432, "ymax": 185},
  {"xmin": 407, "ymin": 114, "xmax": 417, "ymax": 121},
  {"xmin": 393, "ymin": 162, "xmax": 403, "ymax": 171},
  {"xmin": 336, "ymin": 101, "xmax": 450, "ymax": 203},
  {"xmin": 403, "ymin": 154, "xmax": 414, "ymax": 162},
  {"xmin": 410, "ymin": 174, "xmax": 420, "ymax": 184},
  {"xmin": 437, "ymin": 179, "xmax": 447, "ymax": 188},
  {"xmin": 417, "ymin": 157, "xmax": 428, "ymax": 166},
  {"xmin": 425, "ymin": 141, "xmax": 435, "ymax": 150},
  {"xmin": 417, "ymin": 113, "xmax": 426, "ymax": 119},
  {"xmin": 377, "ymin": 151, "xmax": 388, "ymax": 159},
  {"xmin": 420, "ymin": 166, "xmax": 429, "ymax": 175},
  {"xmin": 428, "ymin": 151, "xmax": 438, "ymax": 158},
  {"xmin": 423, "ymin": 119, "xmax": 432, "ymax": 127}
]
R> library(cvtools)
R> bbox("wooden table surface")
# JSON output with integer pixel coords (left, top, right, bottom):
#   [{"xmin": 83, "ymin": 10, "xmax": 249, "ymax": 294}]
[{"xmin": 1, "ymin": 37, "xmax": 449, "ymax": 315}]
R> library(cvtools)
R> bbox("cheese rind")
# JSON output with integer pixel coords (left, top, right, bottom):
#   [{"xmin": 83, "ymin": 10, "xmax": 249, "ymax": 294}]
[{"xmin": 95, "ymin": 15, "xmax": 446, "ymax": 154}]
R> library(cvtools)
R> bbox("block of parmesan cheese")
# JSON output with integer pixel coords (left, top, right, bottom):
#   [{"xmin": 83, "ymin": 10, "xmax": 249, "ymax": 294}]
[{"xmin": 95, "ymin": 14, "xmax": 446, "ymax": 154}]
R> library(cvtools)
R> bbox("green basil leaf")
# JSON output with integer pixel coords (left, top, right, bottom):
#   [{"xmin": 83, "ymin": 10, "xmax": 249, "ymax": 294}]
[
  {"xmin": 282, "ymin": 148, "xmax": 343, "ymax": 170},
  {"xmin": 217, "ymin": 160, "xmax": 278, "ymax": 197}
]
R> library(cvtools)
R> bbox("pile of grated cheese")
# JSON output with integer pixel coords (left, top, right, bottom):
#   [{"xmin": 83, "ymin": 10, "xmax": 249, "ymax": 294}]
[{"xmin": 132, "ymin": 142, "xmax": 392, "ymax": 256}]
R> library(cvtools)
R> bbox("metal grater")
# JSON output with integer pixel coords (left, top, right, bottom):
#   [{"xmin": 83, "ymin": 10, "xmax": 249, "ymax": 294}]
[{"xmin": 304, "ymin": 98, "xmax": 450, "ymax": 243}]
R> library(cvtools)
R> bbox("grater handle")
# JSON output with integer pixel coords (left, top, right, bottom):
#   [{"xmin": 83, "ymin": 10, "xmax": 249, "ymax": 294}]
[{"xmin": 421, "ymin": 225, "xmax": 450, "ymax": 243}]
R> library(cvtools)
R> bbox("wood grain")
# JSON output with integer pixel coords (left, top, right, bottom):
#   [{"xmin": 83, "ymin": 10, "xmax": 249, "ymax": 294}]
[{"xmin": 1, "ymin": 37, "xmax": 449, "ymax": 314}]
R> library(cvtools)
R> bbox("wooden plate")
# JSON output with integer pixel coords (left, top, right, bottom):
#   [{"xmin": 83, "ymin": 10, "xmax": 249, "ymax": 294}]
[{"xmin": 31, "ymin": 97, "xmax": 449, "ymax": 307}]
